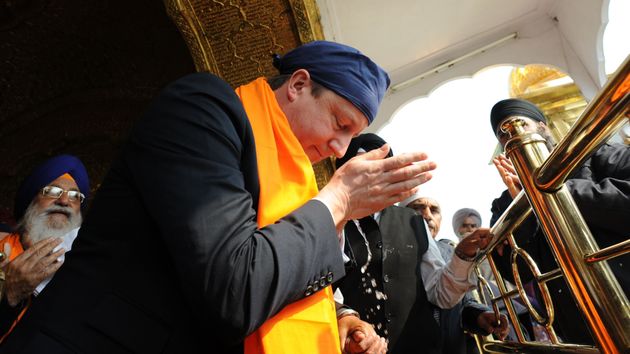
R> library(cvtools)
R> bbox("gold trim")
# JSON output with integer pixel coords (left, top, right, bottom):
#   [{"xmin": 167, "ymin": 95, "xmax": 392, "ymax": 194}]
[
  {"xmin": 288, "ymin": 0, "xmax": 324, "ymax": 43},
  {"xmin": 164, "ymin": 0, "xmax": 220, "ymax": 74}
]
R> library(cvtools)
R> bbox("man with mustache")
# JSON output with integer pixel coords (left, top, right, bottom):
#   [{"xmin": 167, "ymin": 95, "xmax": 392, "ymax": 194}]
[
  {"xmin": 0, "ymin": 154, "xmax": 89, "ymax": 340},
  {"xmin": 406, "ymin": 196, "xmax": 442, "ymax": 239}
]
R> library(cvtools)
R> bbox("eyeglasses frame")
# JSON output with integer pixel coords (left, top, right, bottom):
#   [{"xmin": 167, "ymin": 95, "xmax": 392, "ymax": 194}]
[{"xmin": 41, "ymin": 185, "xmax": 85, "ymax": 204}]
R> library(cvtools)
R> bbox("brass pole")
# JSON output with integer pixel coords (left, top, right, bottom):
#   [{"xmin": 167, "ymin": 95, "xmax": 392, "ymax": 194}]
[
  {"xmin": 584, "ymin": 239, "xmax": 630, "ymax": 263},
  {"xmin": 482, "ymin": 190, "xmax": 531, "ymax": 261},
  {"xmin": 484, "ymin": 254, "xmax": 529, "ymax": 343},
  {"xmin": 503, "ymin": 119, "xmax": 630, "ymax": 353},
  {"xmin": 536, "ymin": 55, "xmax": 630, "ymax": 191}
]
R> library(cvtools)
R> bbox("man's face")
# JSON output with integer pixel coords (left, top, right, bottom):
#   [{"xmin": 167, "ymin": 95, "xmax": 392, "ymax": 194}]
[
  {"xmin": 21, "ymin": 175, "xmax": 83, "ymax": 247},
  {"xmin": 496, "ymin": 117, "xmax": 554, "ymax": 149},
  {"xmin": 33, "ymin": 176, "xmax": 82, "ymax": 227},
  {"xmin": 457, "ymin": 216, "xmax": 479, "ymax": 238},
  {"xmin": 282, "ymin": 77, "xmax": 369, "ymax": 163},
  {"xmin": 407, "ymin": 197, "xmax": 442, "ymax": 238}
]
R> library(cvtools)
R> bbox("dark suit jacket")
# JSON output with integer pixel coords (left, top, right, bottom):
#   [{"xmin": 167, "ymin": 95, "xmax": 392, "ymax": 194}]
[{"xmin": 1, "ymin": 73, "xmax": 345, "ymax": 353}]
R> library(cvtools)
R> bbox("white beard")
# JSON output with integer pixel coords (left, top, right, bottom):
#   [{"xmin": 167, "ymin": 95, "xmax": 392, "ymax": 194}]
[{"xmin": 19, "ymin": 201, "xmax": 82, "ymax": 245}]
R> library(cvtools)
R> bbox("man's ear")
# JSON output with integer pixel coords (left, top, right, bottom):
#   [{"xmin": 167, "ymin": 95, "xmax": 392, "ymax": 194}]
[{"xmin": 286, "ymin": 69, "xmax": 312, "ymax": 102}]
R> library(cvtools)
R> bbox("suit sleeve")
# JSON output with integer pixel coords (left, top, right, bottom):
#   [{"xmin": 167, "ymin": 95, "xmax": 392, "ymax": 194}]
[
  {"xmin": 124, "ymin": 73, "xmax": 344, "ymax": 339},
  {"xmin": 460, "ymin": 294, "xmax": 490, "ymax": 334},
  {"xmin": 490, "ymin": 190, "xmax": 543, "ymax": 284},
  {"xmin": 565, "ymin": 143, "xmax": 630, "ymax": 237}
]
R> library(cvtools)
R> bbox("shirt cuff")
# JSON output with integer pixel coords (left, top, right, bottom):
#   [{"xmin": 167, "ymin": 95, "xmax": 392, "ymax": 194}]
[{"xmin": 449, "ymin": 254, "xmax": 476, "ymax": 283}]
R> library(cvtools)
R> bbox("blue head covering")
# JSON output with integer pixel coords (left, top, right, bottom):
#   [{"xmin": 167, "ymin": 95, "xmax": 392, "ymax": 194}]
[
  {"xmin": 272, "ymin": 40, "xmax": 390, "ymax": 124},
  {"xmin": 14, "ymin": 154, "xmax": 90, "ymax": 221}
]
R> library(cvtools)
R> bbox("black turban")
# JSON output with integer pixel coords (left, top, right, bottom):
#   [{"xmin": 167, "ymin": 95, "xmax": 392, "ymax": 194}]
[
  {"xmin": 335, "ymin": 133, "xmax": 392, "ymax": 169},
  {"xmin": 490, "ymin": 98, "xmax": 546, "ymax": 136}
]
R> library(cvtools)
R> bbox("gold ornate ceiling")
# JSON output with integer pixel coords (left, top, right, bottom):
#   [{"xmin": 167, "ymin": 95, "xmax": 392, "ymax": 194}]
[{"xmin": 509, "ymin": 65, "xmax": 588, "ymax": 143}]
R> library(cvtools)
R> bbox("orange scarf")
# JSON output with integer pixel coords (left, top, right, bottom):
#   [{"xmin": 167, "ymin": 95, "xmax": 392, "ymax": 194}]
[
  {"xmin": 0, "ymin": 233, "xmax": 24, "ymax": 262},
  {"xmin": 236, "ymin": 78, "xmax": 340, "ymax": 354},
  {"xmin": 0, "ymin": 233, "xmax": 28, "ymax": 343}
]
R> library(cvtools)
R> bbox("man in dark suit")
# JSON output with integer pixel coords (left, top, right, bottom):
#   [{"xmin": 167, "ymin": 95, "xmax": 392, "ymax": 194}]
[
  {"xmin": 1, "ymin": 41, "xmax": 437, "ymax": 353},
  {"xmin": 335, "ymin": 134, "xmax": 505, "ymax": 354}
]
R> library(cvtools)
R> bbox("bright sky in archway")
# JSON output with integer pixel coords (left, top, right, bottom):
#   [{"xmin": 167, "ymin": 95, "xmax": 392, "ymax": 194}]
[{"xmin": 377, "ymin": 0, "xmax": 629, "ymax": 242}]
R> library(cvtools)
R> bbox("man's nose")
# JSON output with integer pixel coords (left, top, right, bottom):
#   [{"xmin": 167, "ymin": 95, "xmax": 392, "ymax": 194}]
[
  {"xmin": 330, "ymin": 137, "xmax": 351, "ymax": 159},
  {"xmin": 56, "ymin": 192, "xmax": 71, "ymax": 206}
]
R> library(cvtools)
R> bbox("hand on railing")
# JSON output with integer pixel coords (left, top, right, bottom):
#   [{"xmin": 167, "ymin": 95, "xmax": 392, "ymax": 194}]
[
  {"xmin": 454, "ymin": 228, "xmax": 492, "ymax": 261},
  {"xmin": 476, "ymin": 312, "xmax": 509, "ymax": 340},
  {"xmin": 493, "ymin": 155, "xmax": 521, "ymax": 199}
]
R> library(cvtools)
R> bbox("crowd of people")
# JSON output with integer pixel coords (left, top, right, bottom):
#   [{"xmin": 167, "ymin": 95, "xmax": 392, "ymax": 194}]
[{"xmin": 0, "ymin": 40, "xmax": 627, "ymax": 354}]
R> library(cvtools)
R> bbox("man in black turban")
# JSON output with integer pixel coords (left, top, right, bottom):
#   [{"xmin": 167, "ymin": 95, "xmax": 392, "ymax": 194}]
[{"xmin": 488, "ymin": 98, "xmax": 630, "ymax": 344}]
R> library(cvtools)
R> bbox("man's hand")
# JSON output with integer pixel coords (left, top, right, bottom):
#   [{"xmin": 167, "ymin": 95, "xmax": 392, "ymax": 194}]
[
  {"xmin": 318, "ymin": 144, "xmax": 437, "ymax": 231},
  {"xmin": 454, "ymin": 228, "xmax": 492, "ymax": 260},
  {"xmin": 476, "ymin": 312, "xmax": 509, "ymax": 340},
  {"xmin": 2, "ymin": 237, "xmax": 65, "ymax": 306},
  {"xmin": 338, "ymin": 315, "xmax": 388, "ymax": 354},
  {"xmin": 493, "ymin": 155, "xmax": 521, "ymax": 199}
]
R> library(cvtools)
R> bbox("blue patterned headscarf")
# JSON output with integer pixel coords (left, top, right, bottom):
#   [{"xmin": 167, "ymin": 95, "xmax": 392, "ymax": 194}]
[
  {"xmin": 14, "ymin": 154, "xmax": 90, "ymax": 221},
  {"xmin": 273, "ymin": 41, "xmax": 390, "ymax": 124}
]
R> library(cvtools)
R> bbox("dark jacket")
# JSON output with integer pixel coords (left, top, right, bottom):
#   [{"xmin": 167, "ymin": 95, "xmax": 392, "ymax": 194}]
[
  {"xmin": 339, "ymin": 206, "xmax": 442, "ymax": 354},
  {"xmin": 1, "ymin": 73, "xmax": 345, "ymax": 353},
  {"xmin": 490, "ymin": 143, "xmax": 630, "ymax": 344}
]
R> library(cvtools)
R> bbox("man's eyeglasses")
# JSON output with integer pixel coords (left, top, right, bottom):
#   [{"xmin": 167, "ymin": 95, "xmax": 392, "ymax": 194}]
[{"xmin": 41, "ymin": 186, "xmax": 85, "ymax": 203}]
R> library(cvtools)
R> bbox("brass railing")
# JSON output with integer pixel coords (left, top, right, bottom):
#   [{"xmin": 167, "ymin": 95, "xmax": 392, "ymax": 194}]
[{"xmin": 470, "ymin": 54, "xmax": 630, "ymax": 354}]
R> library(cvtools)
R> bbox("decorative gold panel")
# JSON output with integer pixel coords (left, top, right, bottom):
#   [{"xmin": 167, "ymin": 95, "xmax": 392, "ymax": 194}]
[
  {"xmin": 509, "ymin": 65, "xmax": 588, "ymax": 143},
  {"xmin": 164, "ymin": 0, "xmax": 324, "ymax": 87},
  {"xmin": 164, "ymin": 0, "xmax": 335, "ymax": 189}
]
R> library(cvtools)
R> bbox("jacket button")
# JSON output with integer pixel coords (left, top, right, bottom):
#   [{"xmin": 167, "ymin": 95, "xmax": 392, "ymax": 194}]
[
  {"xmin": 376, "ymin": 241, "xmax": 383, "ymax": 249},
  {"xmin": 319, "ymin": 277, "xmax": 327, "ymax": 287},
  {"xmin": 383, "ymin": 274, "xmax": 389, "ymax": 283},
  {"xmin": 326, "ymin": 272, "xmax": 334, "ymax": 282},
  {"xmin": 305, "ymin": 285, "xmax": 313, "ymax": 296},
  {"xmin": 312, "ymin": 282, "xmax": 320, "ymax": 292}
]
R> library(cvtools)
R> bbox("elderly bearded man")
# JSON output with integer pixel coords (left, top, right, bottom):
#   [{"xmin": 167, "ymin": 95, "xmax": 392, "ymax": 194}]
[
  {"xmin": 2, "ymin": 41, "xmax": 435, "ymax": 354},
  {"xmin": 0, "ymin": 154, "xmax": 89, "ymax": 340}
]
